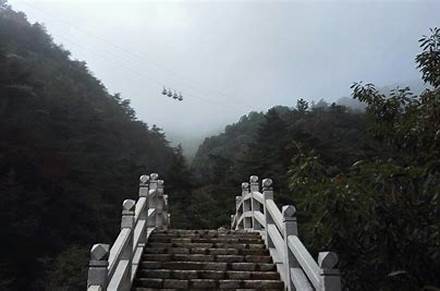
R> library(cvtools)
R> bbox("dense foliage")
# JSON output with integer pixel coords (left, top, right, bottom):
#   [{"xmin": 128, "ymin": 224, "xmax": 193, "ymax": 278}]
[
  {"xmin": 1, "ymin": 1, "xmax": 438, "ymax": 290},
  {"xmin": 191, "ymin": 102, "xmax": 372, "ymax": 223},
  {"xmin": 288, "ymin": 29, "xmax": 440, "ymax": 290},
  {"xmin": 192, "ymin": 29, "xmax": 439, "ymax": 290},
  {"xmin": 0, "ymin": 3, "xmax": 191, "ymax": 290}
]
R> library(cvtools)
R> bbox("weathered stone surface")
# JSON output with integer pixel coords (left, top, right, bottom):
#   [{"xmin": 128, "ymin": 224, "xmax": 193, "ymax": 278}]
[
  {"xmin": 135, "ymin": 229, "xmax": 283, "ymax": 290},
  {"xmin": 163, "ymin": 279, "xmax": 188, "ymax": 289},
  {"xmin": 190, "ymin": 279, "xmax": 216, "ymax": 288}
]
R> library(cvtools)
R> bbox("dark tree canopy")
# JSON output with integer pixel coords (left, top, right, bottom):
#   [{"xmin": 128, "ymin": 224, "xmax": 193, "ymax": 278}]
[{"xmin": 0, "ymin": 4, "xmax": 191, "ymax": 290}]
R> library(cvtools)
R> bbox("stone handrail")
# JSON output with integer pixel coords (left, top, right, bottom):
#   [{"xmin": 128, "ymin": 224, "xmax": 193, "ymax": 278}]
[
  {"xmin": 231, "ymin": 175, "xmax": 341, "ymax": 291},
  {"xmin": 87, "ymin": 173, "xmax": 170, "ymax": 291}
]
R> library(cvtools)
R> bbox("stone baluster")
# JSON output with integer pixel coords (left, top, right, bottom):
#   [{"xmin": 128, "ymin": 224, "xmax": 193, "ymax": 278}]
[
  {"xmin": 138, "ymin": 174, "xmax": 149, "ymax": 246},
  {"xmin": 120, "ymin": 199, "xmax": 135, "ymax": 290},
  {"xmin": 87, "ymin": 243, "xmax": 109, "ymax": 289},
  {"xmin": 241, "ymin": 182, "xmax": 252, "ymax": 230},
  {"xmin": 282, "ymin": 205, "xmax": 298, "ymax": 291},
  {"xmin": 318, "ymin": 252, "xmax": 341, "ymax": 291},
  {"xmin": 262, "ymin": 178, "xmax": 274, "ymax": 248},
  {"xmin": 147, "ymin": 173, "xmax": 159, "ymax": 227},
  {"xmin": 249, "ymin": 175, "xmax": 261, "ymax": 230}
]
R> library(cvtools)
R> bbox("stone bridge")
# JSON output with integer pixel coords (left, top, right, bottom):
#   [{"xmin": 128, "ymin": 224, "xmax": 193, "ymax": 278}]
[{"xmin": 86, "ymin": 173, "xmax": 341, "ymax": 291}]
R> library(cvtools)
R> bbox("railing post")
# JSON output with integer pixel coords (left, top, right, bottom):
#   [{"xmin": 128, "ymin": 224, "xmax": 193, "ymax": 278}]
[
  {"xmin": 147, "ymin": 173, "xmax": 159, "ymax": 227},
  {"xmin": 87, "ymin": 243, "xmax": 109, "ymax": 290},
  {"xmin": 262, "ymin": 178, "xmax": 274, "ymax": 248},
  {"xmin": 282, "ymin": 205, "xmax": 298, "ymax": 291},
  {"xmin": 120, "ymin": 199, "xmax": 135, "ymax": 290},
  {"xmin": 242, "ymin": 181, "xmax": 252, "ymax": 230},
  {"xmin": 249, "ymin": 175, "xmax": 261, "ymax": 230},
  {"xmin": 138, "ymin": 174, "xmax": 149, "ymax": 246},
  {"xmin": 318, "ymin": 252, "xmax": 341, "ymax": 291},
  {"xmin": 163, "ymin": 193, "xmax": 169, "ymax": 230},
  {"xmin": 156, "ymin": 179, "xmax": 165, "ymax": 228}
]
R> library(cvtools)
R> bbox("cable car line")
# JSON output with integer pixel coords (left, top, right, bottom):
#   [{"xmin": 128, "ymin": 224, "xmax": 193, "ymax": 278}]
[{"xmin": 19, "ymin": 2, "xmax": 251, "ymax": 110}]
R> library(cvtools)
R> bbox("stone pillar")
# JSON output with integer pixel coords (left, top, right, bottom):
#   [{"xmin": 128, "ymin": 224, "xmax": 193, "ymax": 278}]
[
  {"xmin": 156, "ymin": 179, "xmax": 165, "ymax": 228},
  {"xmin": 249, "ymin": 175, "xmax": 261, "ymax": 230},
  {"xmin": 318, "ymin": 252, "xmax": 341, "ymax": 291},
  {"xmin": 120, "ymin": 199, "xmax": 135, "ymax": 290},
  {"xmin": 163, "ymin": 193, "xmax": 169, "ymax": 230},
  {"xmin": 262, "ymin": 178, "xmax": 274, "ymax": 248},
  {"xmin": 147, "ymin": 173, "xmax": 159, "ymax": 227},
  {"xmin": 138, "ymin": 174, "xmax": 149, "ymax": 246},
  {"xmin": 241, "ymin": 182, "xmax": 252, "ymax": 230},
  {"xmin": 282, "ymin": 205, "xmax": 298, "ymax": 291},
  {"xmin": 87, "ymin": 243, "xmax": 109, "ymax": 289}
]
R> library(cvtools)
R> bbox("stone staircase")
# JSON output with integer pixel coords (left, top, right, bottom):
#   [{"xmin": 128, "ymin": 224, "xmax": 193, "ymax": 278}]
[
  {"xmin": 133, "ymin": 229, "xmax": 284, "ymax": 290},
  {"xmin": 87, "ymin": 174, "xmax": 341, "ymax": 291}
]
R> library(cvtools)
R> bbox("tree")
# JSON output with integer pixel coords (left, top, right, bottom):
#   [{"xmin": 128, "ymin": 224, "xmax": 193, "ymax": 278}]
[
  {"xmin": 296, "ymin": 98, "xmax": 309, "ymax": 113},
  {"xmin": 288, "ymin": 28, "xmax": 440, "ymax": 290}
]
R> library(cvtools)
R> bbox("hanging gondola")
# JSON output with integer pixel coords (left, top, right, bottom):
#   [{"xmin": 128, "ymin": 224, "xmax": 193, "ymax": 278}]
[{"xmin": 161, "ymin": 87, "xmax": 183, "ymax": 102}]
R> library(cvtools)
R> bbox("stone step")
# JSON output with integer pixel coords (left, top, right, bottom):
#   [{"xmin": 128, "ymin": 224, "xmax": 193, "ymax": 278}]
[
  {"xmin": 147, "ymin": 242, "xmax": 266, "ymax": 250},
  {"xmin": 136, "ymin": 269, "xmax": 280, "ymax": 280},
  {"xmin": 142, "ymin": 254, "xmax": 272, "ymax": 263},
  {"xmin": 140, "ymin": 261, "xmax": 277, "ymax": 271},
  {"xmin": 148, "ymin": 237, "xmax": 263, "ymax": 244},
  {"xmin": 149, "ymin": 234, "xmax": 261, "ymax": 240},
  {"xmin": 134, "ymin": 288, "xmax": 283, "ymax": 291},
  {"xmin": 152, "ymin": 230, "xmax": 260, "ymax": 236},
  {"xmin": 143, "ymin": 247, "xmax": 268, "ymax": 256},
  {"xmin": 154, "ymin": 229, "xmax": 259, "ymax": 235},
  {"xmin": 134, "ymin": 278, "xmax": 284, "ymax": 289}
]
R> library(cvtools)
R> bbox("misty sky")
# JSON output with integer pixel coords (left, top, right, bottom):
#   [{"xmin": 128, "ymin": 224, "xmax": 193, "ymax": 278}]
[{"xmin": 9, "ymin": 0, "xmax": 440, "ymax": 151}]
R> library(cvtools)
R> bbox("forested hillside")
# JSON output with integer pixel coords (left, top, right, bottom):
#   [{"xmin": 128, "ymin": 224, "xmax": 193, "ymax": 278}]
[
  {"xmin": 0, "ymin": 3, "xmax": 191, "ymax": 289},
  {"xmin": 1, "ymin": 1, "xmax": 439, "ymax": 290},
  {"xmin": 191, "ymin": 30, "xmax": 440, "ymax": 290}
]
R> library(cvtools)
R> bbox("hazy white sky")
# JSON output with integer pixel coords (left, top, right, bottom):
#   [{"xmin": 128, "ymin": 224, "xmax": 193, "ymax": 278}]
[{"xmin": 8, "ymin": 0, "xmax": 440, "ymax": 148}]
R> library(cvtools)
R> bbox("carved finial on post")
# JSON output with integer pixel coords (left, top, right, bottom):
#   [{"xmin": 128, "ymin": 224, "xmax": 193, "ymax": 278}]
[
  {"xmin": 241, "ymin": 180, "xmax": 252, "ymax": 230},
  {"xmin": 87, "ymin": 243, "xmax": 109, "ymax": 289},
  {"xmin": 139, "ymin": 174, "xmax": 149, "ymax": 185},
  {"xmin": 318, "ymin": 252, "xmax": 341, "ymax": 291},
  {"xmin": 249, "ymin": 175, "xmax": 259, "ymax": 192},
  {"xmin": 282, "ymin": 205, "xmax": 298, "ymax": 291},
  {"xmin": 139, "ymin": 174, "xmax": 149, "ymax": 197},
  {"xmin": 120, "ymin": 200, "xmax": 135, "ymax": 289},
  {"xmin": 121, "ymin": 199, "xmax": 135, "ymax": 229},
  {"xmin": 262, "ymin": 178, "xmax": 273, "ymax": 198},
  {"xmin": 249, "ymin": 175, "xmax": 260, "ymax": 230},
  {"xmin": 241, "ymin": 182, "xmax": 249, "ymax": 195},
  {"xmin": 156, "ymin": 179, "xmax": 165, "ymax": 228},
  {"xmin": 147, "ymin": 173, "xmax": 159, "ymax": 227},
  {"xmin": 150, "ymin": 173, "xmax": 159, "ymax": 181},
  {"xmin": 262, "ymin": 178, "xmax": 274, "ymax": 246},
  {"xmin": 235, "ymin": 196, "xmax": 242, "ymax": 208}
]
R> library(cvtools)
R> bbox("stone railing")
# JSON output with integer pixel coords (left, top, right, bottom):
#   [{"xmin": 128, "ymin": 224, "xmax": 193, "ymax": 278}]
[
  {"xmin": 87, "ymin": 173, "xmax": 169, "ymax": 291},
  {"xmin": 231, "ymin": 175, "xmax": 342, "ymax": 291}
]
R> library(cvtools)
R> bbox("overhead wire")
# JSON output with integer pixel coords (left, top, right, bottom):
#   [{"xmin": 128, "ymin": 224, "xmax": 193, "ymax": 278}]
[{"xmin": 19, "ymin": 2, "xmax": 252, "ymax": 111}]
